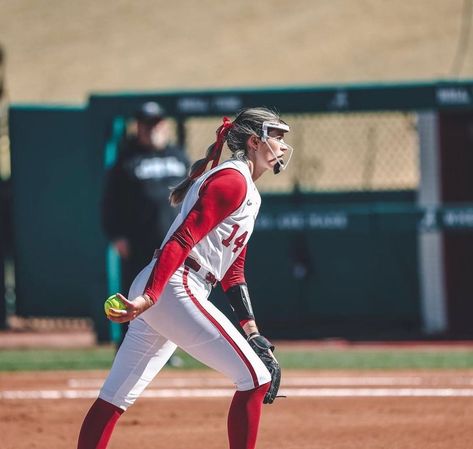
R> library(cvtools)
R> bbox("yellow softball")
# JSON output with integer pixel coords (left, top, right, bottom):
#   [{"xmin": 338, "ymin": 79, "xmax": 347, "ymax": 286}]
[{"xmin": 104, "ymin": 294, "xmax": 126, "ymax": 317}]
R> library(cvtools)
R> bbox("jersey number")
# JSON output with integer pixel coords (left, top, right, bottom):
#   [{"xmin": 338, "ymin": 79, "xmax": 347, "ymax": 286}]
[{"xmin": 222, "ymin": 224, "xmax": 248, "ymax": 253}]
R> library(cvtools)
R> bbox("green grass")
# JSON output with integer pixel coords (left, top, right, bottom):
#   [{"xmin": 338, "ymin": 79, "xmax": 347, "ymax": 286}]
[
  {"xmin": 1, "ymin": 347, "xmax": 473, "ymax": 371},
  {"xmin": 0, "ymin": 347, "xmax": 117, "ymax": 371},
  {"xmin": 278, "ymin": 349, "xmax": 473, "ymax": 370}
]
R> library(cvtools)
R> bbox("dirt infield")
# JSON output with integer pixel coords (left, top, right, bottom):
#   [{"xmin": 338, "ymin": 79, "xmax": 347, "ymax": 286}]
[{"xmin": 1, "ymin": 369, "xmax": 473, "ymax": 449}]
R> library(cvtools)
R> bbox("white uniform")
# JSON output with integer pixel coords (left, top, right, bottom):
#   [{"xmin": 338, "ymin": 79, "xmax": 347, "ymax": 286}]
[
  {"xmin": 99, "ymin": 159, "xmax": 270, "ymax": 410},
  {"xmin": 162, "ymin": 159, "xmax": 261, "ymax": 280}
]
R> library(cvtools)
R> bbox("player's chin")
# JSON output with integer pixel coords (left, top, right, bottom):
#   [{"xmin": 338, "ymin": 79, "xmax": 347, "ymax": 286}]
[
  {"xmin": 268, "ymin": 159, "xmax": 283, "ymax": 171},
  {"xmin": 269, "ymin": 154, "xmax": 284, "ymax": 164}
]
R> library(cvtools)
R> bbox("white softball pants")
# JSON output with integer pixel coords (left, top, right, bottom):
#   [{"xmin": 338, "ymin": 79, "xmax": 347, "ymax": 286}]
[{"xmin": 99, "ymin": 261, "xmax": 271, "ymax": 410}]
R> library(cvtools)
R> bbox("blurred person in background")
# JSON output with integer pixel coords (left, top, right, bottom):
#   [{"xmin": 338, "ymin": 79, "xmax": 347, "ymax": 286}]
[{"xmin": 102, "ymin": 101, "xmax": 189, "ymax": 347}]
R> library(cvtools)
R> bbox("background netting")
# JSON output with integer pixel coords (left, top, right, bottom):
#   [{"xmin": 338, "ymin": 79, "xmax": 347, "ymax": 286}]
[{"xmin": 178, "ymin": 112, "xmax": 420, "ymax": 193}]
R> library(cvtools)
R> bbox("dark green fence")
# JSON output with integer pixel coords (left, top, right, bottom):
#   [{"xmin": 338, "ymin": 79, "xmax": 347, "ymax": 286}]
[{"xmin": 9, "ymin": 106, "xmax": 109, "ymax": 339}]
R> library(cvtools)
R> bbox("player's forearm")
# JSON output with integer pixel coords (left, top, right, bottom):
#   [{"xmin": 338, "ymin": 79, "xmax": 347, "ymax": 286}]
[
  {"xmin": 143, "ymin": 239, "xmax": 190, "ymax": 302},
  {"xmin": 241, "ymin": 319, "xmax": 259, "ymax": 337},
  {"xmin": 138, "ymin": 294, "xmax": 155, "ymax": 313},
  {"xmin": 225, "ymin": 283, "xmax": 259, "ymax": 335}
]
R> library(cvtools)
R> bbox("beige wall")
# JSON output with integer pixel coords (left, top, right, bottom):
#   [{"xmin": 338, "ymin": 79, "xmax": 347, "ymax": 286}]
[{"xmin": 0, "ymin": 0, "xmax": 471, "ymax": 103}]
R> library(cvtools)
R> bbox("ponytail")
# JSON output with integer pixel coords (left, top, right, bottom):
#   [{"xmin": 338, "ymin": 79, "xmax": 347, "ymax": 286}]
[{"xmin": 169, "ymin": 117, "xmax": 233, "ymax": 206}]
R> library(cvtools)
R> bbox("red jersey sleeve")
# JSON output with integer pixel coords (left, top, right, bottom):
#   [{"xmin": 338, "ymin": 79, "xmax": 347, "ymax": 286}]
[
  {"xmin": 220, "ymin": 245, "xmax": 247, "ymax": 292},
  {"xmin": 143, "ymin": 168, "xmax": 247, "ymax": 302}
]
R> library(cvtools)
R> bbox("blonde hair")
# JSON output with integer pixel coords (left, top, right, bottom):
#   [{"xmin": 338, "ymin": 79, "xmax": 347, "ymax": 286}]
[{"xmin": 170, "ymin": 107, "xmax": 283, "ymax": 206}]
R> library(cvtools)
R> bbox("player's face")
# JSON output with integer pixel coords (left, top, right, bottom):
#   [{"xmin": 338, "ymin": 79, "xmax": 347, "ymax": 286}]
[{"xmin": 256, "ymin": 129, "xmax": 288, "ymax": 170}]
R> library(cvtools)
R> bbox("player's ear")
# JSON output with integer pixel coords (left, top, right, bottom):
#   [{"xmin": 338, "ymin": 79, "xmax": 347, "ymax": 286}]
[{"xmin": 248, "ymin": 135, "xmax": 259, "ymax": 151}]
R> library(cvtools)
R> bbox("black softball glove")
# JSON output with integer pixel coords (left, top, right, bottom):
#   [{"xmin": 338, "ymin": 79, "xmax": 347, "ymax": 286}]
[{"xmin": 247, "ymin": 332, "xmax": 281, "ymax": 404}]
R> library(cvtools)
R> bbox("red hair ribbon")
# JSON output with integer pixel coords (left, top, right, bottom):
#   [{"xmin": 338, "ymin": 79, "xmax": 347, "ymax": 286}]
[
  {"xmin": 190, "ymin": 117, "xmax": 233, "ymax": 180},
  {"xmin": 210, "ymin": 116, "xmax": 233, "ymax": 169}
]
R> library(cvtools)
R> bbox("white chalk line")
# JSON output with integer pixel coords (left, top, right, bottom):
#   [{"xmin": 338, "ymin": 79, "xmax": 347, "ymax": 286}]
[
  {"xmin": 5, "ymin": 376, "xmax": 473, "ymax": 401},
  {"xmin": 3, "ymin": 388, "xmax": 473, "ymax": 400}
]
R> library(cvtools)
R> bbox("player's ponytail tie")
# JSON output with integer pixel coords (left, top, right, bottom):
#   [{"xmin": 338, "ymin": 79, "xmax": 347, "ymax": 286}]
[
  {"xmin": 171, "ymin": 116, "xmax": 234, "ymax": 206},
  {"xmin": 189, "ymin": 116, "xmax": 233, "ymax": 181},
  {"xmin": 210, "ymin": 116, "xmax": 233, "ymax": 169}
]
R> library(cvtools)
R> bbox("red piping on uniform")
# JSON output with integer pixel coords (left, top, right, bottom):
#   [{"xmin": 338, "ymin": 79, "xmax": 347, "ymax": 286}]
[{"xmin": 182, "ymin": 266, "xmax": 259, "ymax": 388}]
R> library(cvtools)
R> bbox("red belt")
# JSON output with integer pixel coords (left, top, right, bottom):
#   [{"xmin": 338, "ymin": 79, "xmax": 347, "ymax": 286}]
[{"xmin": 153, "ymin": 249, "xmax": 217, "ymax": 286}]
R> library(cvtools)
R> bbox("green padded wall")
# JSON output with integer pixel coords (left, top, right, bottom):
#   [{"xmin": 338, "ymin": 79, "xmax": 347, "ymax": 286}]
[
  {"xmin": 9, "ymin": 106, "xmax": 421, "ymax": 342},
  {"xmin": 211, "ymin": 191, "xmax": 420, "ymax": 339},
  {"xmin": 9, "ymin": 106, "xmax": 109, "ymax": 340}
]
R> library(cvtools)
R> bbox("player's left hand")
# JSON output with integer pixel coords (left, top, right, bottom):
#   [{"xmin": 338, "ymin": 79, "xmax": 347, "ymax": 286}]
[
  {"xmin": 106, "ymin": 293, "xmax": 154, "ymax": 323},
  {"xmin": 247, "ymin": 332, "xmax": 281, "ymax": 404}
]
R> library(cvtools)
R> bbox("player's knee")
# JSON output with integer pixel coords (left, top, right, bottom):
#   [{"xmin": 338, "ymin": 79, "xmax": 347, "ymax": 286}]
[
  {"xmin": 98, "ymin": 392, "xmax": 132, "ymax": 412},
  {"xmin": 235, "ymin": 365, "xmax": 270, "ymax": 391},
  {"xmin": 251, "ymin": 364, "xmax": 272, "ymax": 389},
  {"xmin": 259, "ymin": 366, "xmax": 272, "ymax": 386}
]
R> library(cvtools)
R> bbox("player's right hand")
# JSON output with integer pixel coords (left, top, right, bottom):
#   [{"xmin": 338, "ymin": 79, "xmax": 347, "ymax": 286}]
[{"xmin": 106, "ymin": 293, "xmax": 154, "ymax": 323}]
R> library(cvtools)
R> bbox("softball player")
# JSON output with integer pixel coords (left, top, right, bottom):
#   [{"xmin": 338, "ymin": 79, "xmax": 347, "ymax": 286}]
[{"xmin": 77, "ymin": 107, "xmax": 293, "ymax": 449}]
